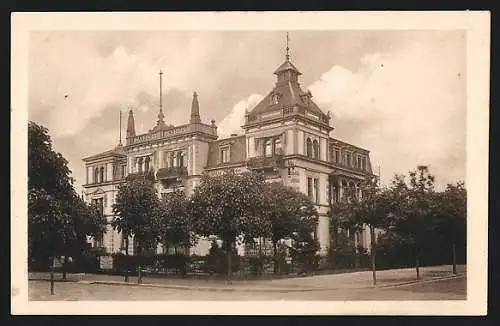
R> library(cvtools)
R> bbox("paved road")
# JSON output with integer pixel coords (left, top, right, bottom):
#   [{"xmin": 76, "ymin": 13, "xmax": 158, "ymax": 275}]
[
  {"xmin": 28, "ymin": 275, "xmax": 466, "ymax": 301},
  {"xmin": 29, "ymin": 264, "xmax": 466, "ymax": 290}
]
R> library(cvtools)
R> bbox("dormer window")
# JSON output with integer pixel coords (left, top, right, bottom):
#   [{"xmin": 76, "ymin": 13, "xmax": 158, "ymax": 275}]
[{"xmin": 270, "ymin": 92, "xmax": 281, "ymax": 105}]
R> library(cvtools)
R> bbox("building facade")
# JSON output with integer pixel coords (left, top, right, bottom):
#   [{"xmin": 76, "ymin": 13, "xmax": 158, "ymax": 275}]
[{"xmin": 82, "ymin": 51, "xmax": 375, "ymax": 257}]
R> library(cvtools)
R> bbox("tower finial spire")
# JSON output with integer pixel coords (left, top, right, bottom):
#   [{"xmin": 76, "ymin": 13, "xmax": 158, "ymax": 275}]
[
  {"xmin": 286, "ymin": 32, "xmax": 290, "ymax": 61},
  {"xmin": 157, "ymin": 70, "xmax": 165, "ymax": 125},
  {"xmin": 190, "ymin": 91, "xmax": 201, "ymax": 124},
  {"xmin": 118, "ymin": 110, "xmax": 122, "ymax": 146}
]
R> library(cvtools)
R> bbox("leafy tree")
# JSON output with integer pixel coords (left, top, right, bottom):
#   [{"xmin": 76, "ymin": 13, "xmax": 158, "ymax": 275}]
[
  {"xmin": 112, "ymin": 177, "xmax": 161, "ymax": 281},
  {"xmin": 432, "ymin": 181, "xmax": 467, "ymax": 274},
  {"xmin": 289, "ymin": 201, "xmax": 319, "ymax": 274},
  {"xmin": 345, "ymin": 176, "xmax": 392, "ymax": 284},
  {"xmin": 158, "ymin": 190, "xmax": 197, "ymax": 256},
  {"xmin": 28, "ymin": 121, "xmax": 107, "ymax": 290},
  {"xmin": 261, "ymin": 182, "xmax": 317, "ymax": 273},
  {"xmin": 187, "ymin": 170, "xmax": 268, "ymax": 282},
  {"xmin": 387, "ymin": 165, "xmax": 436, "ymax": 280}
]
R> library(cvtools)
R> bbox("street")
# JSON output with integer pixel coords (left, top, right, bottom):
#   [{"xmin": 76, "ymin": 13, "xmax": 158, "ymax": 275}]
[{"xmin": 28, "ymin": 265, "xmax": 466, "ymax": 301}]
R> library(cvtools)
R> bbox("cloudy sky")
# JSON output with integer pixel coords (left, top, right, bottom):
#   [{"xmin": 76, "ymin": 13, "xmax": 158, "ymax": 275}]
[{"xmin": 28, "ymin": 30, "xmax": 466, "ymax": 192}]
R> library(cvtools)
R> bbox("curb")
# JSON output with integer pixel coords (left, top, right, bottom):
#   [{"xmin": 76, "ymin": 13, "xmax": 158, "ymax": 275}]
[{"xmin": 369, "ymin": 273, "xmax": 466, "ymax": 290}]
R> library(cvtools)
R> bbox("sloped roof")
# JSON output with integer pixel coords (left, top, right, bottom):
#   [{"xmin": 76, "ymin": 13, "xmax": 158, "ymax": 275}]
[
  {"xmin": 273, "ymin": 60, "xmax": 302, "ymax": 75},
  {"xmin": 249, "ymin": 80, "xmax": 326, "ymax": 117},
  {"xmin": 82, "ymin": 145, "xmax": 127, "ymax": 162}
]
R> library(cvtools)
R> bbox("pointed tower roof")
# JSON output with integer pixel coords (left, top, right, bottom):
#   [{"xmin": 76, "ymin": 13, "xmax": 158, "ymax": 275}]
[
  {"xmin": 126, "ymin": 109, "xmax": 136, "ymax": 138},
  {"xmin": 244, "ymin": 33, "xmax": 330, "ymax": 130},
  {"xmin": 273, "ymin": 60, "xmax": 302, "ymax": 76},
  {"xmin": 190, "ymin": 91, "xmax": 201, "ymax": 124}
]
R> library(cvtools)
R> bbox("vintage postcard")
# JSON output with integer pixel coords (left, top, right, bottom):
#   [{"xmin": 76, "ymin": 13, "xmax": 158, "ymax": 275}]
[{"xmin": 11, "ymin": 11, "xmax": 489, "ymax": 315}]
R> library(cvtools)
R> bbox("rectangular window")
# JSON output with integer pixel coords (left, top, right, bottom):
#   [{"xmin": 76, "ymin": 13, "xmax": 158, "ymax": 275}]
[
  {"xmin": 220, "ymin": 146, "xmax": 230, "ymax": 163},
  {"xmin": 314, "ymin": 178, "xmax": 319, "ymax": 204},
  {"xmin": 335, "ymin": 150, "xmax": 339, "ymax": 163},
  {"xmin": 362, "ymin": 157, "xmax": 367, "ymax": 171},
  {"xmin": 92, "ymin": 198, "xmax": 104, "ymax": 214},
  {"xmin": 357, "ymin": 156, "xmax": 362, "ymax": 169},
  {"xmin": 346, "ymin": 153, "xmax": 351, "ymax": 167},
  {"xmin": 307, "ymin": 177, "xmax": 313, "ymax": 200}
]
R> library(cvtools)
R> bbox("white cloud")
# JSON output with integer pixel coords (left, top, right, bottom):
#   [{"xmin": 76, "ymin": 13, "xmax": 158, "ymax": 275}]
[
  {"xmin": 308, "ymin": 43, "xmax": 465, "ymax": 188},
  {"xmin": 217, "ymin": 93, "xmax": 264, "ymax": 138},
  {"xmin": 29, "ymin": 32, "xmax": 219, "ymax": 138}
]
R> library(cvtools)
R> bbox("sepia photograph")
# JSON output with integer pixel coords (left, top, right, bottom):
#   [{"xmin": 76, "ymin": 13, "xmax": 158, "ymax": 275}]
[{"xmin": 11, "ymin": 11, "xmax": 489, "ymax": 315}]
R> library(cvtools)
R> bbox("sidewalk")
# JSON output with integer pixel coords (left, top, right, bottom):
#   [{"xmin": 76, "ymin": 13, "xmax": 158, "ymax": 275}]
[{"xmin": 29, "ymin": 264, "xmax": 466, "ymax": 293}]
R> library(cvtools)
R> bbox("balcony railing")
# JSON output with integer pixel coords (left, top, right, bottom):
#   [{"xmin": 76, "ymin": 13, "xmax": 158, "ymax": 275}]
[
  {"xmin": 156, "ymin": 166, "xmax": 188, "ymax": 180},
  {"xmin": 247, "ymin": 155, "xmax": 284, "ymax": 170},
  {"xmin": 125, "ymin": 170, "xmax": 156, "ymax": 182}
]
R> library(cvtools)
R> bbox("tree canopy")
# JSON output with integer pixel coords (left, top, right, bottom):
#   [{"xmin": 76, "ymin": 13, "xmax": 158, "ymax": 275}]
[
  {"xmin": 28, "ymin": 121, "xmax": 106, "ymax": 268},
  {"xmin": 112, "ymin": 177, "xmax": 161, "ymax": 255}
]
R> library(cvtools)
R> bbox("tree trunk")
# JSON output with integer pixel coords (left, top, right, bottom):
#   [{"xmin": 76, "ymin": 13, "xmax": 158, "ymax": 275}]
[
  {"xmin": 227, "ymin": 241, "xmax": 233, "ymax": 284},
  {"xmin": 62, "ymin": 255, "xmax": 68, "ymax": 280},
  {"xmin": 415, "ymin": 250, "xmax": 421, "ymax": 281},
  {"xmin": 452, "ymin": 244, "xmax": 457, "ymax": 275},
  {"xmin": 273, "ymin": 240, "xmax": 278, "ymax": 275},
  {"xmin": 50, "ymin": 256, "xmax": 55, "ymax": 295},
  {"xmin": 354, "ymin": 231, "xmax": 359, "ymax": 269},
  {"xmin": 137, "ymin": 244, "xmax": 143, "ymax": 284},
  {"xmin": 370, "ymin": 225, "xmax": 377, "ymax": 285},
  {"xmin": 124, "ymin": 237, "xmax": 129, "ymax": 283}
]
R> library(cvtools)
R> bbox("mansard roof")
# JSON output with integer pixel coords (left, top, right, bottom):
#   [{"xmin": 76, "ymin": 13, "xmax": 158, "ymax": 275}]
[
  {"xmin": 249, "ymin": 80, "xmax": 326, "ymax": 117},
  {"xmin": 247, "ymin": 58, "xmax": 328, "ymax": 122}
]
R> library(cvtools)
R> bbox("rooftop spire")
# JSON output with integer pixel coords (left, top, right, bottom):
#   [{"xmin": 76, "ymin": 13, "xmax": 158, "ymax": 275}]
[
  {"xmin": 190, "ymin": 91, "xmax": 201, "ymax": 124},
  {"xmin": 286, "ymin": 32, "xmax": 290, "ymax": 61},
  {"xmin": 118, "ymin": 110, "xmax": 122, "ymax": 146},
  {"xmin": 126, "ymin": 109, "xmax": 136, "ymax": 138},
  {"xmin": 156, "ymin": 70, "xmax": 165, "ymax": 126}
]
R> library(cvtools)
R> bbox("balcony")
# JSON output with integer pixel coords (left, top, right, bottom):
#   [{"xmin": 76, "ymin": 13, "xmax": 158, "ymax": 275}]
[
  {"xmin": 125, "ymin": 170, "xmax": 156, "ymax": 182},
  {"xmin": 156, "ymin": 166, "xmax": 188, "ymax": 181},
  {"xmin": 247, "ymin": 155, "xmax": 284, "ymax": 171}
]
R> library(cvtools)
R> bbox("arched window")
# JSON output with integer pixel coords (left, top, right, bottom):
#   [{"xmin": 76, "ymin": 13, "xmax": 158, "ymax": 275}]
[
  {"xmin": 177, "ymin": 152, "xmax": 184, "ymax": 167},
  {"xmin": 264, "ymin": 138, "xmax": 273, "ymax": 157},
  {"xmin": 356, "ymin": 183, "xmax": 362, "ymax": 199},
  {"xmin": 306, "ymin": 138, "xmax": 312, "ymax": 157},
  {"xmin": 348, "ymin": 181, "xmax": 356, "ymax": 202},
  {"xmin": 168, "ymin": 152, "xmax": 174, "ymax": 168},
  {"xmin": 100, "ymin": 167, "xmax": 105, "ymax": 183},
  {"xmin": 313, "ymin": 140, "xmax": 319, "ymax": 159},
  {"xmin": 137, "ymin": 157, "xmax": 143, "ymax": 173},
  {"xmin": 144, "ymin": 156, "xmax": 150, "ymax": 172},
  {"xmin": 341, "ymin": 180, "xmax": 348, "ymax": 202},
  {"xmin": 273, "ymin": 137, "xmax": 282, "ymax": 155},
  {"xmin": 94, "ymin": 167, "xmax": 99, "ymax": 184}
]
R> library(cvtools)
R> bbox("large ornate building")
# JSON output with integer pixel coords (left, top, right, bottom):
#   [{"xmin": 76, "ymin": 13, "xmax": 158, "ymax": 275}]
[{"xmin": 82, "ymin": 46, "xmax": 375, "ymax": 257}]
